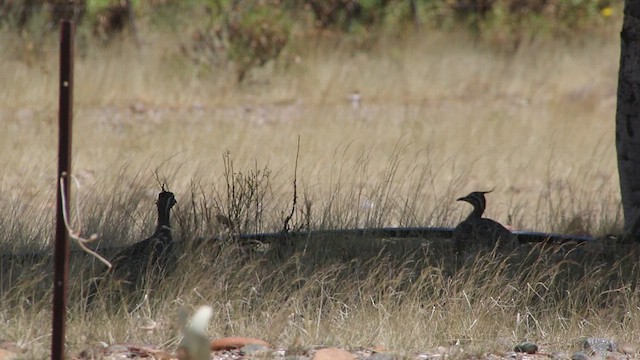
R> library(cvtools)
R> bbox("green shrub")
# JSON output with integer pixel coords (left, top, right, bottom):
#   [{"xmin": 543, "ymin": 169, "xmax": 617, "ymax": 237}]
[
  {"xmin": 441, "ymin": 0, "xmax": 616, "ymax": 48},
  {"xmin": 226, "ymin": 2, "xmax": 290, "ymax": 82},
  {"xmin": 303, "ymin": 0, "xmax": 398, "ymax": 31},
  {"xmin": 180, "ymin": 0, "xmax": 291, "ymax": 82}
]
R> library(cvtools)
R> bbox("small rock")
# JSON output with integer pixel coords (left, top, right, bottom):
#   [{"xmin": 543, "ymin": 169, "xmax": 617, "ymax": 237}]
[
  {"xmin": 504, "ymin": 351, "xmax": 518, "ymax": 359},
  {"xmin": 130, "ymin": 102, "xmax": 147, "ymax": 114},
  {"xmin": 370, "ymin": 352, "xmax": 396, "ymax": 360},
  {"xmin": 241, "ymin": 343, "xmax": 270, "ymax": 355},
  {"xmin": 313, "ymin": 348, "xmax": 355, "ymax": 360},
  {"xmin": 582, "ymin": 338, "xmax": 615, "ymax": 354},
  {"xmin": 572, "ymin": 351, "xmax": 590, "ymax": 360},
  {"xmin": 274, "ymin": 349, "xmax": 286, "ymax": 357},
  {"xmin": 605, "ymin": 353, "xmax": 627, "ymax": 360},
  {"xmin": 210, "ymin": 337, "xmax": 270, "ymax": 351},
  {"xmin": 103, "ymin": 344, "xmax": 130, "ymax": 355},
  {"xmin": 551, "ymin": 351, "xmax": 571, "ymax": 360},
  {"xmin": 514, "ymin": 342, "xmax": 538, "ymax": 354},
  {"xmin": 618, "ymin": 342, "xmax": 639, "ymax": 355},
  {"xmin": 0, "ymin": 341, "xmax": 22, "ymax": 354},
  {"xmin": 151, "ymin": 350, "xmax": 175, "ymax": 360},
  {"xmin": 435, "ymin": 346, "xmax": 448, "ymax": 355},
  {"xmin": 0, "ymin": 349, "xmax": 17, "ymax": 360}
]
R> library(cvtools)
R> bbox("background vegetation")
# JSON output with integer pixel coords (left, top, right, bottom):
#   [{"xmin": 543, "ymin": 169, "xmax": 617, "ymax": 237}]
[
  {"xmin": 0, "ymin": 0, "xmax": 619, "ymax": 80},
  {"xmin": 0, "ymin": 0, "xmax": 631, "ymax": 357}
]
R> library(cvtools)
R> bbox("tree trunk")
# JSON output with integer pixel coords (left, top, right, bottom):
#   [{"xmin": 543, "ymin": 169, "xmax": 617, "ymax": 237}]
[{"xmin": 617, "ymin": 1, "xmax": 640, "ymax": 239}]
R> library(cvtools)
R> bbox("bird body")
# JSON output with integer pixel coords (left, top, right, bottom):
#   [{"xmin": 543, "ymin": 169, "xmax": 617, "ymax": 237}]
[
  {"xmin": 86, "ymin": 190, "xmax": 177, "ymax": 307},
  {"xmin": 453, "ymin": 191, "xmax": 515, "ymax": 254}
]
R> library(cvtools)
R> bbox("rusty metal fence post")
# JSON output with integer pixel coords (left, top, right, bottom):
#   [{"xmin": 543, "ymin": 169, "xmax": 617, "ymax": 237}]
[{"xmin": 52, "ymin": 20, "xmax": 74, "ymax": 360}]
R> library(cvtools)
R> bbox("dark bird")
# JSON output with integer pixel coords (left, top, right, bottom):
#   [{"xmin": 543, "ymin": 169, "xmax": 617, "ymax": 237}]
[
  {"xmin": 86, "ymin": 189, "xmax": 177, "ymax": 308},
  {"xmin": 452, "ymin": 190, "xmax": 516, "ymax": 254}
]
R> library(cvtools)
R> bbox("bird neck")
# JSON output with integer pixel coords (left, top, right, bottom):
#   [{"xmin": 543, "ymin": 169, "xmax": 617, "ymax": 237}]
[
  {"xmin": 465, "ymin": 204, "xmax": 485, "ymax": 220},
  {"xmin": 156, "ymin": 208, "xmax": 172, "ymax": 232}
]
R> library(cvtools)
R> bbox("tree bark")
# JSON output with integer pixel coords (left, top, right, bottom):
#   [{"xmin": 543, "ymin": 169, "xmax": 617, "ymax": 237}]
[{"xmin": 617, "ymin": 1, "xmax": 640, "ymax": 239}]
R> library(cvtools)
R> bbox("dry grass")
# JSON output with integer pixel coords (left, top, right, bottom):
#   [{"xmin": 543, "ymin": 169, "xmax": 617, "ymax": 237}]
[
  {"xmin": 0, "ymin": 22, "xmax": 630, "ymax": 357},
  {"xmin": 3, "ymin": 233, "xmax": 640, "ymax": 358},
  {"xmin": 0, "ymin": 28, "xmax": 621, "ymax": 234}
]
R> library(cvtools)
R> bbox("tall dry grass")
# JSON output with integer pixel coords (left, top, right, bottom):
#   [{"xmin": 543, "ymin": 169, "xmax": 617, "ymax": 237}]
[
  {"xmin": 3, "ymin": 225, "xmax": 640, "ymax": 357},
  {"xmin": 0, "ymin": 28, "xmax": 621, "ymax": 235},
  {"xmin": 0, "ymin": 23, "xmax": 630, "ymax": 356}
]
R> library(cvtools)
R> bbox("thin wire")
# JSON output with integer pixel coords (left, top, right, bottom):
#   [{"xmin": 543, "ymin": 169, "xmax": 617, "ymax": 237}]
[{"xmin": 59, "ymin": 172, "xmax": 112, "ymax": 269}]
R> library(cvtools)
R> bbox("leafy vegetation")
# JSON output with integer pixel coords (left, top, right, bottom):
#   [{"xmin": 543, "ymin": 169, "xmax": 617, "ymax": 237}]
[{"xmin": 0, "ymin": 0, "xmax": 619, "ymax": 81}]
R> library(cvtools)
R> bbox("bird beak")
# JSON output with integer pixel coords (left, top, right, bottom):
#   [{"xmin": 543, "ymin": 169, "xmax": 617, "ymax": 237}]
[{"xmin": 456, "ymin": 196, "xmax": 466, "ymax": 202}]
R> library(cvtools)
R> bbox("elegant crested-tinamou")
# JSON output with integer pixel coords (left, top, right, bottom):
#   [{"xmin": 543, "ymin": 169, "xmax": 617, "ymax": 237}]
[
  {"xmin": 86, "ymin": 189, "xmax": 177, "ymax": 308},
  {"xmin": 452, "ymin": 190, "xmax": 516, "ymax": 255}
]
